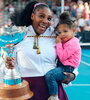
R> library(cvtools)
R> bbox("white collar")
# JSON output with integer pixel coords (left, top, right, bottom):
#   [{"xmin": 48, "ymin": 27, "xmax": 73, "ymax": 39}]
[{"xmin": 27, "ymin": 25, "xmax": 54, "ymax": 36}]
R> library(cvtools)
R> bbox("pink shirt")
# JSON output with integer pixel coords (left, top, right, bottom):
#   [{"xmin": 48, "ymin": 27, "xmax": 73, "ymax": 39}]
[{"xmin": 56, "ymin": 37, "xmax": 81, "ymax": 68}]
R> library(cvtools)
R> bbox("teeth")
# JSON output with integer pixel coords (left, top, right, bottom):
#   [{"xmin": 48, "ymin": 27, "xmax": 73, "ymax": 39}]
[{"xmin": 40, "ymin": 25, "xmax": 46, "ymax": 28}]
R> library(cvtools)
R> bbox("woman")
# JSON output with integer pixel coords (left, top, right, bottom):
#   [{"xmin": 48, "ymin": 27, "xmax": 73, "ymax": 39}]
[{"xmin": 4, "ymin": 1, "xmax": 76, "ymax": 100}]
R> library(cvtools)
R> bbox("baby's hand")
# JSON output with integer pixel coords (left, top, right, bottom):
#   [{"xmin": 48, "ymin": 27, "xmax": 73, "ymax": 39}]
[{"xmin": 56, "ymin": 36, "xmax": 62, "ymax": 43}]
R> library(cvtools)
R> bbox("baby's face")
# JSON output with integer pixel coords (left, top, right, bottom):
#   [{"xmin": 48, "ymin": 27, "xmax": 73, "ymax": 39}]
[{"xmin": 57, "ymin": 24, "xmax": 74, "ymax": 43}]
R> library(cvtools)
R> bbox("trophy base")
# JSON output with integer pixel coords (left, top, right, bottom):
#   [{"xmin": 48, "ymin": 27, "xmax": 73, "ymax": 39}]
[
  {"xmin": 0, "ymin": 80, "xmax": 33, "ymax": 100},
  {"xmin": 3, "ymin": 78, "xmax": 22, "ymax": 85}
]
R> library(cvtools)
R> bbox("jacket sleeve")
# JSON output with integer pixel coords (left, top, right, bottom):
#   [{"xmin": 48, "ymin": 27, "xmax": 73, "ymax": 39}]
[{"xmin": 56, "ymin": 41, "xmax": 80, "ymax": 62}]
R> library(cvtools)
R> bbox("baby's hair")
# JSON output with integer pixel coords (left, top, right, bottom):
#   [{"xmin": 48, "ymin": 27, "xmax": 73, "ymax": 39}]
[
  {"xmin": 55, "ymin": 11, "xmax": 76, "ymax": 34},
  {"xmin": 10, "ymin": 1, "xmax": 49, "ymax": 27}
]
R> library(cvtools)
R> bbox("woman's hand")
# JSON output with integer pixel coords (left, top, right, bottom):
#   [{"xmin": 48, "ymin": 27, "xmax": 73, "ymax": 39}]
[
  {"xmin": 5, "ymin": 57, "xmax": 16, "ymax": 69},
  {"xmin": 61, "ymin": 72, "xmax": 75, "ymax": 84}
]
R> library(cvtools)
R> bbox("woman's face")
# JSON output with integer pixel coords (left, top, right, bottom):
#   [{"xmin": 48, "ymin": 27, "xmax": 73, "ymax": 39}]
[{"xmin": 31, "ymin": 7, "xmax": 52, "ymax": 34}]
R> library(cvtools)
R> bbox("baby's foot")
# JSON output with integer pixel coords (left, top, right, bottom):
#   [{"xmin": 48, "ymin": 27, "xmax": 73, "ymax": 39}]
[{"xmin": 48, "ymin": 96, "xmax": 59, "ymax": 100}]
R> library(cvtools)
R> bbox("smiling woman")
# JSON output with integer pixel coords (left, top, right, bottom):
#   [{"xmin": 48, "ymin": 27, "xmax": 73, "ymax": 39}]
[
  {"xmin": 31, "ymin": 6, "xmax": 52, "ymax": 34},
  {"xmin": 0, "ymin": 1, "xmax": 76, "ymax": 100}
]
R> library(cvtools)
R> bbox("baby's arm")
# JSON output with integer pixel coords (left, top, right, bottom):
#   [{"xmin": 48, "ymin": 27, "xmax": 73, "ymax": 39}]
[
  {"xmin": 56, "ymin": 39, "xmax": 80, "ymax": 61},
  {"xmin": 56, "ymin": 35, "xmax": 62, "ymax": 43}
]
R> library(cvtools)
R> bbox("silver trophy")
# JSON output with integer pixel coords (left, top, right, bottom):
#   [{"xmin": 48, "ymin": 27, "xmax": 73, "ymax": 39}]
[
  {"xmin": 0, "ymin": 25, "xmax": 26, "ymax": 85},
  {"xmin": 3, "ymin": 43, "xmax": 21, "ymax": 85},
  {"xmin": 0, "ymin": 25, "xmax": 33, "ymax": 100}
]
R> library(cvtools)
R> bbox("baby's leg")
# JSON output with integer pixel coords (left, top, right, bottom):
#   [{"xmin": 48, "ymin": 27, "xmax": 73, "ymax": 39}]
[{"xmin": 45, "ymin": 67, "xmax": 66, "ymax": 100}]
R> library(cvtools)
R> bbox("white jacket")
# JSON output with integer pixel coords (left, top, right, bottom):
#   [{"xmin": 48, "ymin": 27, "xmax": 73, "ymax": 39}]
[
  {"xmin": 0, "ymin": 25, "xmax": 56, "ymax": 77},
  {"xmin": 0, "ymin": 25, "xmax": 78, "ymax": 78}
]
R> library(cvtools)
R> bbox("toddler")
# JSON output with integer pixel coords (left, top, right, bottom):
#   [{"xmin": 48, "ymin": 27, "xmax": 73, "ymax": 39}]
[{"xmin": 45, "ymin": 12, "xmax": 81, "ymax": 100}]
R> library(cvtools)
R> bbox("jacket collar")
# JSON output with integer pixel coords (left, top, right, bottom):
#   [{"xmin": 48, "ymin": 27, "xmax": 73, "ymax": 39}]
[{"xmin": 27, "ymin": 25, "xmax": 54, "ymax": 36}]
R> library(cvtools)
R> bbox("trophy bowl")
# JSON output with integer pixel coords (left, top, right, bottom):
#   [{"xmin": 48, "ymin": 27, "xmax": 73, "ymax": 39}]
[{"xmin": 0, "ymin": 25, "xmax": 33, "ymax": 100}]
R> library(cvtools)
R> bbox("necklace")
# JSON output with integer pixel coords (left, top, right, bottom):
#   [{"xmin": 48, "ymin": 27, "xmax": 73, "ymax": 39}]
[
  {"xmin": 27, "ymin": 35, "xmax": 56, "ymax": 38},
  {"xmin": 27, "ymin": 35, "xmax": 56, "ymax": 54}
]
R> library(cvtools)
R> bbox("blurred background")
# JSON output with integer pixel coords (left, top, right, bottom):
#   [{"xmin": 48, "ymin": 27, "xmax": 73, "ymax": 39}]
[
  {"xmin": 0, "ymin": 0, "xmax": 90, "ymax": 43},
  {"xmin": 0, "ymin": 0, "xmax": 90, "ymax": 100}
]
